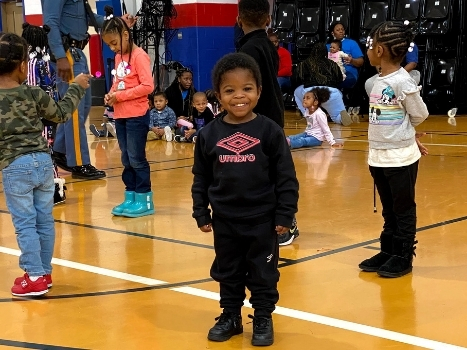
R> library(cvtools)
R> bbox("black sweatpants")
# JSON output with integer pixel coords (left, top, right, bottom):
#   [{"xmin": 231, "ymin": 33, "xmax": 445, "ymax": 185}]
[
  {"xmin": 210, "ymin": 214, "xmax": 280, "ymax": 318},
  {"xmin": 369, "ymin": 160, "xmax": 419, "ymax": 238}
]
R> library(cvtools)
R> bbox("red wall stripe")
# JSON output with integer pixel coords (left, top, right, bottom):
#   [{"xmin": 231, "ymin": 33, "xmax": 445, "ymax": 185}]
[
  {"xmin": 24, "ymin": 14, "xmax": 43, "ymax": 26},
  {"xmin": 170, "ymin": 3, "xmax": 238, "ymax": 28}
]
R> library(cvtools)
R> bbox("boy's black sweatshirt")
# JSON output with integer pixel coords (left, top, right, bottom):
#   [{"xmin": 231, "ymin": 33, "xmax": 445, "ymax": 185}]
[
  {"xmin": 238, "ymin": 29, "xmax": 285, "ymax": 128},
  {"xmin": 192, "ymin": 108, "xmax": 214, "ymax": 129},
  {"xmin": 192, "ymin": 114, "xmax": 299, "ymax": 228}
]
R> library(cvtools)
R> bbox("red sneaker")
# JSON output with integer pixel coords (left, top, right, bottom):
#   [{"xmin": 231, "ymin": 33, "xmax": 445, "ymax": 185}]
[
  {"xmin": 14, "ymin": 273, "xmax": 52, "ymax": 288},
  {"xmin": 11, "ymin": 275, "xmax": 48, "ymax": 297}
]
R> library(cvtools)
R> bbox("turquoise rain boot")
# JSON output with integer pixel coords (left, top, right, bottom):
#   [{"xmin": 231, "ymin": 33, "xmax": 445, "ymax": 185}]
[
  {"xmin": 121, "ymin": 192, "xmax": 155, "ymax": 218},
  {"xmin": 111, "ymin": 191, "xmax": 135, "ymax": 216}
]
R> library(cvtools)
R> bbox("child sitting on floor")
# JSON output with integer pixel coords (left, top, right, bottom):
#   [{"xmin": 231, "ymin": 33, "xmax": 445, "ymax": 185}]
[
  {"xmin": 148, "ymin": 91, "xmax": 176, "ymax": 141},
  {"xmin": 175, "ymin": 91, "xmax": 214, "ymax": 143},
  {"xmin": 287, "ymin": 87, "xmax": 343, "ymax": 149}
]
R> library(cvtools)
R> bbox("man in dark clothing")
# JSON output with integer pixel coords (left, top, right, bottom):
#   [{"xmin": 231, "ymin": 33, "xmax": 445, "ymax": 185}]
[
  {"xmin": 237, "ymin": 0, "xmax": 285, "ymax": 128},
  {"xmin": 237, "ymin": 0, "xmax": 298, "ymax": 245}
]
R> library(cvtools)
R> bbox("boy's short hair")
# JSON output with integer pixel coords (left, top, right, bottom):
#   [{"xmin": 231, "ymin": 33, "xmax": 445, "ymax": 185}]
[
  {"xmin": 154, "ymin": 91, "xmax": 167, "ymax": 99},
  {"xmin": 193, "ymin": 92, "xmax": 207, "ymax": 101},
  {"xmin": 330, "ymin": 39, "xmax": 342, "ymax": 49},
  {"xmin": 238, "ymin": 0, "xmax": 270, "ymax": 28},
  {"xmin": 212, "ymin": 52, "xmax": 262, "ymax": 93}
]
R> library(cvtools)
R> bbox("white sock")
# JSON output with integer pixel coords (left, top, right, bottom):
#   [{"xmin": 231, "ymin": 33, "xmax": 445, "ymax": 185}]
[{"xmin": 28, "ymin": 276, "xmax": 41, "ymax": 282}]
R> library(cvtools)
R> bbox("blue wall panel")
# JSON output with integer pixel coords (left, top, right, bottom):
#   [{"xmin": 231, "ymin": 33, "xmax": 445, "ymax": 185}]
[{"xmin": 167, "ymin": 26, "xmax": 235, "ymax": 91}]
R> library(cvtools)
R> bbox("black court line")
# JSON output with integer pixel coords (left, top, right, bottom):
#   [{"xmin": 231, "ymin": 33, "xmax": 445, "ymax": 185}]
[
  {"xmin": 66, "ymin": 164, "xmax": 193, "ymax": 184},
  {"xmin": 0, "ymin": 339, "xmax": 88, "ymax": 350},
  {"xmin": 364, "ymin": 246, "xmax": 380, "ymax": 251},
  {"xmin": 278, "ymin": 214, "xmax": 467, "ymax": 268},
  {"xmin": 0, "ymin": 277, "xmax": 213, "ymax": 303},
  {"xmin": 0, "ymin": 215, "xmax": 466, "ymax": 303}
]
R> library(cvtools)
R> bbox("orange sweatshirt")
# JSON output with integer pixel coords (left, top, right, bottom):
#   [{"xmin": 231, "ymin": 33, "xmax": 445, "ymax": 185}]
[{"xmin": 110, "ymin": 46, "xmax": 154, "ymax": 118}]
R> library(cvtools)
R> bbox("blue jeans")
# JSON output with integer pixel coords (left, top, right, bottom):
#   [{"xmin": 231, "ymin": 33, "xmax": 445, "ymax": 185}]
[
  {"xmin": 52, "ymin": 49, "xmax": 92, "ymax": 167},
  {"xmin": 294, "ymin": 85, "xmax": 346, "ymax": 124},
  {"xmin": 2, "ymin": 152, "xmax": 55, "ymax": 276},
  {"xmin": 115, "ymin": 113, "xmax": 152, "ymax": 193},
  {"xmin": 277, "ymin": 77, "xmax": 291, "ymax": 92},
  {"xmin": 339, "ymin": 74, "xmax": 358, "ymax": 89},
  {"xmin": 288, "ymin": 132, "xmax": 322, "ymax": 149}
]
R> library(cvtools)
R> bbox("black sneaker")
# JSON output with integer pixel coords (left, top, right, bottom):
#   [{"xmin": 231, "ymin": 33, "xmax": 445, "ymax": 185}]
[
  {"xmin": 207, "ymin": 312, "xmax": 243, "ymax": 342},
  {"xmin": 278, "ymin": 224, "xmax": 299, "ymax": 246},
  {"xmin": 53, "ymin": 152, "xmax": 73, "ymax": 172},
  {"xmin": 249, "ymin": 315, "xmax": 274, "ymax": 346},
  {"xmin": 89, "ymin": 124, "xmax": 103, "ymax": 137},
  {"xmin": 71, "ymin": 164, "xmax": 106, "ymax": 180},
  {"xmin": 174, "ymin": 135, "xmax": 186, "ymax": 142}
]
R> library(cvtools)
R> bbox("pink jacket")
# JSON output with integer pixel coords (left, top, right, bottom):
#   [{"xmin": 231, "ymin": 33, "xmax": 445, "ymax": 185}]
[{"xmin": 110, "ymin": 47, "xmax": 154, "ymax": 118}]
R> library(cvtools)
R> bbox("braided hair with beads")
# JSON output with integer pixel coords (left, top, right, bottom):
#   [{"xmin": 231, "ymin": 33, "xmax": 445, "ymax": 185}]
[
  {"xmin": 368, "ymin": 21, "xmax": 415, "ymax": 61},
  {"xmin": 0, "ymin": 32, "xmax": 28, "ymax": 75},
  {"xmin": 102, "ymin": 6, "xmax": 135, "ymax": 64}
]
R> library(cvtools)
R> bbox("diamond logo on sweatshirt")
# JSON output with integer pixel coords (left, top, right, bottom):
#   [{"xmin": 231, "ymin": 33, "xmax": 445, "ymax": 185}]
[
  {"xmin": 217, "ymin": 132, "xmax": 260, "ymax": 154},
  {"xmin": 217, "ymin": 132, "xmax": 260, "ymax": 163}
]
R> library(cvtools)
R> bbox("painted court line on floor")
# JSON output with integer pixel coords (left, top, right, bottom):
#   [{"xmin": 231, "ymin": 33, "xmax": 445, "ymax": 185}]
[
  {"xmin": 0, "ymin": 246, "xmax": 465, "ymax": 350},
  {"xmin": 343, "ymin": 139, "xmax": 467, "ymax": 148}
]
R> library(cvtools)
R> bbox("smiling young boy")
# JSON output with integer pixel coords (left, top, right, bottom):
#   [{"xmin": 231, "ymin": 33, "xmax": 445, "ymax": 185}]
[{"xmin": 191, "ymin": 53, "xmax": 299, "ymax": 346}]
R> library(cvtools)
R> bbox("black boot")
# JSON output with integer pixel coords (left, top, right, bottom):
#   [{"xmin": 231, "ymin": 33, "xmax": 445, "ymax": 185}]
[
  {"xmin": 249, "ymin": 315, "xmax": 274, "ymax": 346},
  {"xmin": 377, "ymin": 236, "xmax": 417, "ymax": 278},
  {"xmin": 207, "ymin": 312, "xmax": 243, "ymax": 342},
  {"xmin": 359, "ymin": 232, "xmax": 393, "ymax": 272}
]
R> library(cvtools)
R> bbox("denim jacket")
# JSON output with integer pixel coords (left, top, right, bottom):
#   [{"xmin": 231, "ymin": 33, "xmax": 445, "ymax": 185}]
[{"xmin": 149, "ymin": 107, "xmax": 177, "ymax": 129}]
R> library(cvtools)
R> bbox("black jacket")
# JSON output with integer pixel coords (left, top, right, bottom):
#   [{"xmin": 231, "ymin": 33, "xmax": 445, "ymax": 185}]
[
  {"xmin": 192, "ymin": 114, "xmax": 298, "ymax": 228},
  {"xmin": 164, "ymin": 83, "xmax": 196, "ymax": 118},
  {"xmin": 238, "ymin": 30, "xmax": 285, "ymax": 128},
  {"xmin": 192, "ymin": 108, "xmax": 214, "ymax": 129}
]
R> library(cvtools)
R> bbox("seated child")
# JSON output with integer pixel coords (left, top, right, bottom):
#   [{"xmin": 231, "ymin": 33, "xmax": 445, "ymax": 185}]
[
  {"xmin": 287, "ymin": 88, "xmax": 344, "ymax": 149},
  {"xmin": 89, "ymin": 106, "xmax": 116, "ymax": 138},
  {"xmin": 328, "ymin": 39, "xmax": 349, "ymax": 80},
  {"xmin": 148, "ymin": 91, "xmax": 176, "ymax": 141},
  {"xmin": 175, "ymin": 91, "xmax": 214, "ymax": 143}
]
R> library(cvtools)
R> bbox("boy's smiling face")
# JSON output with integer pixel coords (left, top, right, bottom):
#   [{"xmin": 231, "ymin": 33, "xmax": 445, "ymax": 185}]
[{"xmin": 216, "ymin": 68, "xmax": 261, "ymax": 124}]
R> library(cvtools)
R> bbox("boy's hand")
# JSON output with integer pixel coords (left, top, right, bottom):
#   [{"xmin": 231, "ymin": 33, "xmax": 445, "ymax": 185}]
[
  {"xmin": 152, "ymin": 127, "xmax": 164, "ymax": 136},
  {"xmin": 415, "ymin": 132, "xmax": 428, "ymax": 156},
  {"xmin": 199, "ymin": 224, "xmax": 212, "ymax": 232},
  {"xmin": 74, "ymin": 73, "xmax": 92, "ymax": 89},
  {"xmin": 332, "ymin": 143, "xmax": 343, "ymax": 148},
  {"xmin": 275, "ymin": 225, "xmax": 289, "ymax": 234},
  {"xmin": 185, "ymin": 129, "xmax": 196, "ymax": 138}
]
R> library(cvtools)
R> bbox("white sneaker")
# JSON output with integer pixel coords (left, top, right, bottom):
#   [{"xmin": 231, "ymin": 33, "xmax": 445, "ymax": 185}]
[
  {"xmin": 164, "ymin": 126, "xmax": 173, "ymax": 141},
  {"xmin": 340, "ymin": 110, "xmax": 352, "ymax": 126},
  {"xmin": 106, "ymin": 122, "xmax": 117, "ymax": 137}
]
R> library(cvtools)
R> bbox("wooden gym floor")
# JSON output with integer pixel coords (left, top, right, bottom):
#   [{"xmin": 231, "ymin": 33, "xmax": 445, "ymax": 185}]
[{"xmin": 1, "ymin": 108, "xmax": 467, "ymax": 350}]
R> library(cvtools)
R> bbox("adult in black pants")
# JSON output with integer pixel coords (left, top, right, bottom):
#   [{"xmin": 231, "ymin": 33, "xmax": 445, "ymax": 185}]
[{"xmin": 237, "ymin": 0, "xmax": 299, "ymax": 246}]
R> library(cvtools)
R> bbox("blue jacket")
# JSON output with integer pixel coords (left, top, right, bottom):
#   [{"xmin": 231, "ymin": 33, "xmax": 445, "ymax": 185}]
[{"xmin": 41, "ymin": 0, "xmax": 105, "ymax": 59}]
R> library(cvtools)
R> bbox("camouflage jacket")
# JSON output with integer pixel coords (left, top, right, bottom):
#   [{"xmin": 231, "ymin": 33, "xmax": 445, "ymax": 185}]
[{"xmin": 0, "ymin": 83, "xmax": 85, "ymax": 170}]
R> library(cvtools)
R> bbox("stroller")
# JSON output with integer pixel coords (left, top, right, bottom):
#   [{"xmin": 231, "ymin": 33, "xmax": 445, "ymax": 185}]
[{"xmin": 89, "ymin": 106, "xmax": 117, "ymax": 138}]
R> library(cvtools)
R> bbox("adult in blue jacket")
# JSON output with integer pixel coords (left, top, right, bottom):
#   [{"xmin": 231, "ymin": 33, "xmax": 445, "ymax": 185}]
[
  {"xmin": 42, "ymin": 0, "xmax": 136, "ymax": 179},
  {"xmin": 326, "ymin": 22, "xmax": 364, "ymax": 89}
]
